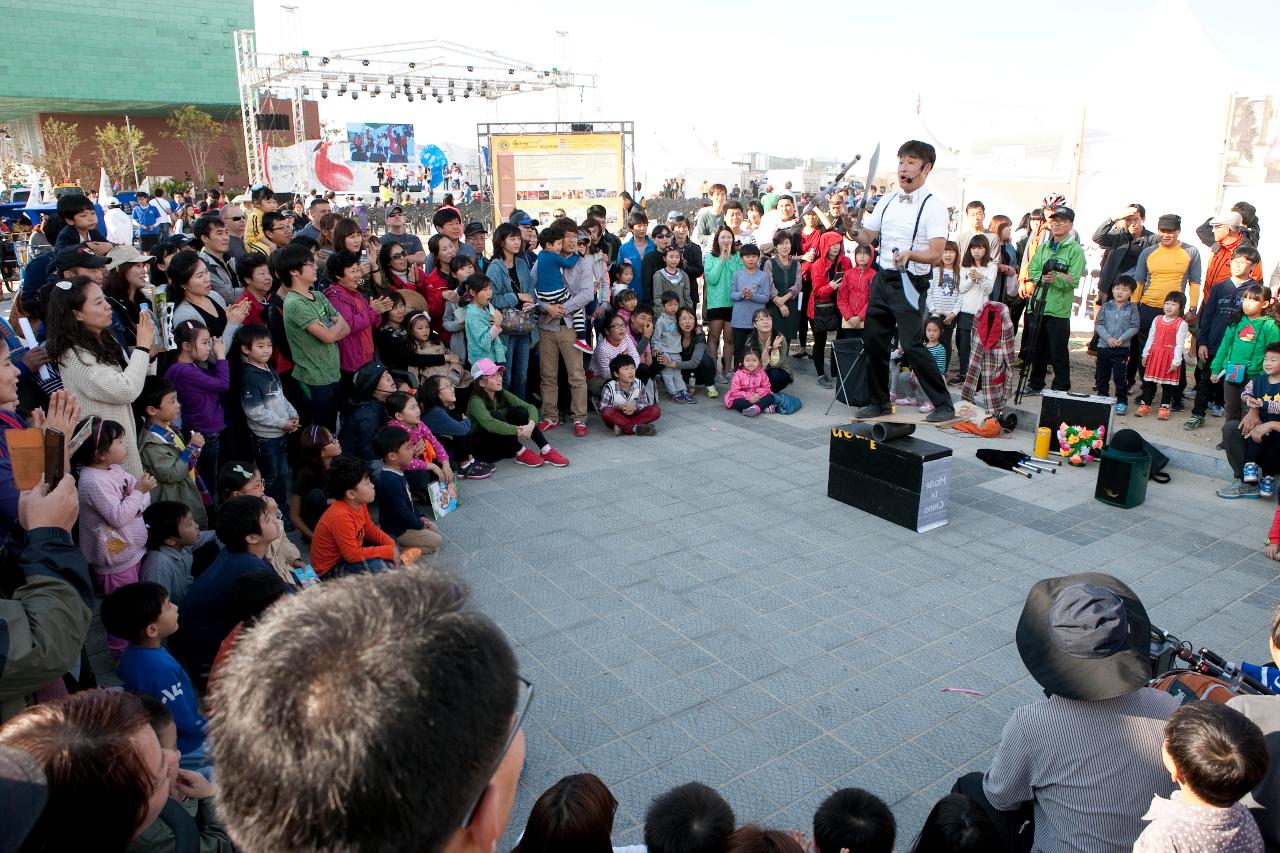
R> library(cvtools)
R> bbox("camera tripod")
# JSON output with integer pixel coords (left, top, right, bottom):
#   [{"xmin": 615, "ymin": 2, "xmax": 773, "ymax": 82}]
[{"xmin": 1013, "ymin": 280, "xmax": 1050, "ymax": 404}]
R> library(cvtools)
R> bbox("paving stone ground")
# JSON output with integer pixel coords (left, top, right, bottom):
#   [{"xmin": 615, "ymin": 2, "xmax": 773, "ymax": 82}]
[
  {"xmin": 410, "ymin": 359, "xmax": 1279, "ymax": 849},
  {"xmin": 77, "ymin": 344, "xmax": 1277, "ymax": 849}
]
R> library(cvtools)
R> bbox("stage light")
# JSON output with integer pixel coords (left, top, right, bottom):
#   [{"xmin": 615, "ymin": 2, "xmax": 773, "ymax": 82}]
[
  {"xmin": 450, "ymin": 94, "xmax": 456, "ymax": 102},
  {"xmin": 436, "ymin": 96, "xmax": 443, "ymax": 103},
  {"xmin": 361, "ymin": 83, "xmax": 368, "ymax": 91},
  {"xmin": 320, "ymin": 56, "xmax": 330, "ymax": 65},
  {"xmin": 351, "ymin": 91, "xmax": 358, "ymax": 99},
  {"xmin": 467, "ymin": 65, "xmax": 473, "ymax": 72},
  {"xmin": 387, "ymin": 76, "xmax": 393, "ymax": 84},
  {"xmin": 373, "ymin": 85, "xmax": 381, "ymax": 94},
  {"xmin": 508, "ymin": 68, "xmax": 514, "ymax": 75},
  {"xmin": 348, "ymin": 74, "xmax": 355, "ymax": 83},
  {"xmin": 408, "ymin": 62, "xmax": 416, "ymax": 69},
  {"xmin": 361, "ymin": 59, "xmax": 369, "ymax": 66},
  {"xmin": 321, "ymin": 91, "xmax": 328, "ymax": 99},
  {"xmin": 390, "ymin": 91, "xmax": 396, "ymax": 99},
  {"xmin": 406, "ymin": 93, "xmax": 413, "ymax": 102}
]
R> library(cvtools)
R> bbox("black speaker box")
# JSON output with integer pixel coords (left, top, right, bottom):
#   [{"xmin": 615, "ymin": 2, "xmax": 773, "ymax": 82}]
[
  {"xmin": 827, "ymin": 427, "xmax": 952, "ymax": 532},
  {"xmin": 1037, "ymin": 390, "xmax": 1114, "ymax": 446}
]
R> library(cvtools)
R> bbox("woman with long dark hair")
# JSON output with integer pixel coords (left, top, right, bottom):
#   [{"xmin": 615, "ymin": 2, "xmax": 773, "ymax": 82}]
[
  {"xmin": 512, "ymin": 773, "xmax": 618, "ymax": 853},
  {"xmin": 103, "ymin": 246, "xmax": 154, "ymax": 349},
  {"xmin": 167, "ymin": 249, "xmax": 249, "ymax": 342},
  {"xmin": 48, "ymin": 276, "xmax": 154, "ymax": 476},
  {"xmin": 486, "ymin": 222, "xmax": 536, "ymax": 397}
]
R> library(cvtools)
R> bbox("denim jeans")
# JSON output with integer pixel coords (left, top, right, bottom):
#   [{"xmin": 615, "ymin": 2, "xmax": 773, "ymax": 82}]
[
  {"xmin": 252, "ymin": 433, "xmax": 291, "ymax": 510},
  {"xmin": 324, "ymin": 557, "xmax": 389, "ymax": 579},
  {"xmin": 503, "ymin": 333, "xmax": 532, "ymax": 399},
  {"xmin": 195, "ymin": 431, "xmax": 220, "ymax": 502}
]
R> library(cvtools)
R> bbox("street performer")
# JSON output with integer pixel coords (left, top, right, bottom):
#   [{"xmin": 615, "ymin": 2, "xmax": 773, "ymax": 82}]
[{"xmin": 847, "ymin": 140, "xmax": 956, "ymax": 422}]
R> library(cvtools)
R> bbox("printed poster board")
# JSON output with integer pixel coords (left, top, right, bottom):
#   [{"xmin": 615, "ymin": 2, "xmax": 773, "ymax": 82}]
[{"xmin": 489, "ymin": 132, "xmax": 624, "ymax": 229}]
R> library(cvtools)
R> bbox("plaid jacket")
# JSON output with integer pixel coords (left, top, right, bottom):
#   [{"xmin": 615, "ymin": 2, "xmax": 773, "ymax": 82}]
[{"xmin": 961, "ymin": 301, "xmax": 1015, "ymax": 413}]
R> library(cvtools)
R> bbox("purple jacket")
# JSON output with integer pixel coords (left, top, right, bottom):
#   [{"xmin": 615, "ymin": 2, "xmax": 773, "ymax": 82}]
[
  {"xmin": 165, "ymin": 360, "xmax": 231, "ymax": 434},
  {"xmin": 325, "ymin": 284, "xmax": 382, "ymax": 372}
]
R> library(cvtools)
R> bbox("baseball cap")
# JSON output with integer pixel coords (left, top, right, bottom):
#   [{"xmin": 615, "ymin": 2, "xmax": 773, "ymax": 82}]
[
  {"xmin": 106, "ymin": 244, "xmax": 154, "ymax": 269},
  {"xmin": 464, "ymin": 221, "xmax": 488, "ymax": 236},
  {"xmin": 1048, "ymin": 206, "xmax": 1075, "ymax": 222},
  {"xmin": 1156, "ymin": 214, "xmax": 1181, "ymax": 232},
  {"xmin": 1211, "ymin": 209, "xmax": 1243, "ymax": 228},
  {"xmin": 388, "ymin": 205, "xmax": 404, "ymax": 215},
  {"xmin": 106, "ymin": 198, "xmax": 121, "ymax": 208},
  {"xmin": 55, "ymin": 246, "xmax": 111, "ymax": 271},
  {"xmin": 471, "ymin": 357, "xmax": 505, "ymax": 378},
  {"xmin": 666, "ymin": 210, "xmax": 682, "ymax": 223},
  {"xmin": 508, "ymin": 209, "xmax": 540, "ymax": 227}
]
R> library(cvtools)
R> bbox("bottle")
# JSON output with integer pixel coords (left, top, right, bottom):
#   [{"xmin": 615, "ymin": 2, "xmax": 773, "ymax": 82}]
[{"xmin": 1034, "ymin": 426, "xmax": 1052, "ymax": 458}]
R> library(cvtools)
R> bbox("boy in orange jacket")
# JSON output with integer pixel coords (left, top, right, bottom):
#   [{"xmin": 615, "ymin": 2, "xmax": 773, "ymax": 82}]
[{"xmin": 310, "ymin": 455, "xmax": 398, "ymax": 578}]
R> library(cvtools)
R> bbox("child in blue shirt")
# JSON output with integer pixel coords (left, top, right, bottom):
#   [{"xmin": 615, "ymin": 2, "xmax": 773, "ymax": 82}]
[
  {"xmin": 101, "ymin": 581, "xmax": 210, "ymax": 774},
  {"xmin": 533, "ymin": 224, "xmax": 587, "ymax": 350}
]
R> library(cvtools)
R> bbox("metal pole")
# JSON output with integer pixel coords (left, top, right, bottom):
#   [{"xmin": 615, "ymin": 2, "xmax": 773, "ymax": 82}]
[{"xmin": 124, "ymin": 115, "xmax": 141, "ymax": 188}]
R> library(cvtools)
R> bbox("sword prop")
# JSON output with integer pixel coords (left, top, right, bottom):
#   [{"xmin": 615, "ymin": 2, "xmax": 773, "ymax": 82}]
[{"xmin": 801, "ymin": 153, "xmax": 862, "ymax": 218}]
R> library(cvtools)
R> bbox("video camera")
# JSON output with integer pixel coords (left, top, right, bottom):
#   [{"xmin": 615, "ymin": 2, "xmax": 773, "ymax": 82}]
[{"xmin": 1041, "ymin": 258, "xmax": 1071, "ymax": 277}]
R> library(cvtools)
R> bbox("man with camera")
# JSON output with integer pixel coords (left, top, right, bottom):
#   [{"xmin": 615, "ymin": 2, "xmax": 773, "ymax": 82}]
[
  {"xmin": 848, "ymin": 140, "xmax": 956, "ymax": 422},
  {"xmin": 1023, "ymin": 207, "xmax": 1086, "ymax": 395}
]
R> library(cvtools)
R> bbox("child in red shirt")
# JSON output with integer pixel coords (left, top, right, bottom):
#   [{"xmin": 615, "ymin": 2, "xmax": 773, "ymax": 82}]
[{"xmin": 309, "ymin": 455, "xmax": 397, "ymax": 578}]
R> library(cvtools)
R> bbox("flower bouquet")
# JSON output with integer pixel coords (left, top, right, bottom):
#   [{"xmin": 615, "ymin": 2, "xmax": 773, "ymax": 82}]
[{"xmin": 1057, "ymin": 422, "xmax": 1105, "ymax": 466}]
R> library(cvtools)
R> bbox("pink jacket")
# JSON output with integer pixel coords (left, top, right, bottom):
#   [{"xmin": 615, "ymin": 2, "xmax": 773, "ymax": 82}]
[
  {"xmin": 324, "ymin": 284, "xmax": 382, "ymax": 372},
  {"xmin": 388, "ymin": 417, "xmax": 448, "ymax": 469},
  {"xmin": 724, "ymin": 366, "xmax": 773, "ymax": 408},
  {"xmin": 77, "ymin": 464, "xmax": 150, "ymax": 573}
]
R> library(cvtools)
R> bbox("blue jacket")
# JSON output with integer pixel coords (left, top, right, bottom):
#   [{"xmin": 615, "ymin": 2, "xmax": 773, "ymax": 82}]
[
  {"xmin": 1198, "ymin": 278, "xmax": 1252, "ymax": 355},
  {"xmin": 487, "ymin": 257, "xmax": 534, "ymax": 310},
  {"xmin": 118, "ymin": 645, "xmax": 206, "ymax": 754},
  {"xmin": 340, "ymin": 400, "xmax": 387, "ymax": 461},
  {"xmin": 375, "ymin": 468, "xmax": 423, "ymax": 538},
  {"xmin": 617, "ymin": 238, "xmax": 655, "ymax": 303},
  {"xmin": 533, "ymin": 251, "xmax": 581, "ymax": 296},
  {"xmin": 169, "ymin": 549, "xmax": 274, "ymax": 683},
  {"xmin": 422, "ymin": 404, "xmax": 471, "ymax": 439},
  {"xmin": 132, "ymin": 204, "xmax": 162, "ymax": 235}
]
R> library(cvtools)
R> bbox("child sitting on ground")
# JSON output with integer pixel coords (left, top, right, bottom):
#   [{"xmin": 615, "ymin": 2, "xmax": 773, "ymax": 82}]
[
  {"xmin": 339, "ymin": 361, "xmax": 397, "ymax": 464},
  {"xmin": 405, "ymin": 310, "xmax": 469, "ymax": 388},
  {"xmin": 600, "ymin": 354, "xmax": 660, "ymax": 436},
  {"xmin": 140, "ymin": 500, "xmax": 217, "ymax": 606},
  {"xmin": 653, "ymin": 291, "xmax": 695, "ymax": 403},
  {"xmin": 724, "ymin": 350, "xmax": 777, "ymax": 417},
  {"xmin": 812, "ymin": 787, "xmax": 896, "ymax": 853},
  {"xmin": 639, "ymin": 783, "xmax": 735, "ymax": 853},
  {"xmin": 533, "ymin": 224, "xmax": 591, "ymax": 354},
  {"xmin": 101, "ymin": 581, "xmax": 210, "ymax": 774},
  {"xmin": 907, "ymin": 794, "xmax": 999, "ymax": 853},
  {"xmin": 385, "ymin": 390, "xmax": 452, "ymax": 499},
  {"xmin": 612, "ymin": 287, "xmax": 638, "ymax": 328},
  {"xmin": 894, "ymin": 318, "xmax": 949, "ymax": 415},
  {"xmin": 218, "ymin": 461, "xmax": 309, "ymax": 586},
  {"xmin": 1220, "ymin": 340, "xmax": 1280, "ymax": 500},
  {"xmin": 373, "ymin": 425, "xmax": 444, "ymax": 556},
  {"xmin": 309, "ymin": 454, "xmax": 400, "ymax": 578},
  {"xmin": 1133, "ymin": 702, "xmax": 1267, "ymax": 851}
]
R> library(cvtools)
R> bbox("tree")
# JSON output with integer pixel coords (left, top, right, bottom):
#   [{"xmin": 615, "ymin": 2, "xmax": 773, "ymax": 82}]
[
  {"xmin": 94, "ymin": 122, "xmax": 156, "ymax": 188},
  {"xmin": 32, "ymin": 118, "xmax": 82, "ymax": 184},
  {"xmin": 166, "ymin": 105, "xmax": 224, "ymax": 187},
  {"xmin": 0, "ymin": 137, "xmax": 31, "ymax": 190}
]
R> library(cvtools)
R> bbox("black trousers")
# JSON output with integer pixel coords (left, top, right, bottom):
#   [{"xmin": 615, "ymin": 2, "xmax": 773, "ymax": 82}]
[
  {"xmin": 797, "ymin": 279, "xmax": 813, "ymax": 347},
  {"xmin": 472, "ymin": 406, "xmax": 546, "ymax": 462},
  {"xmin": 1225, "ymin": 421, "xmax": 1280, "ymax": 480},
  {"xmin": 954, "ymin": 772, "xmax": 1034, "ymax": 853},
  {"xmin": 1191, "ymin": 359, "xmax": 1226, "ymax": 416},
  {"xmin": 954, "ymin": 311, "xmax": 975, "ymax": 375},
  {"xmin": 1095, "ymin": 346, "xmax": 1128, "ymax": 400},
  {"xmin": 765, "ymin": 366, "xmax": 791, "ymax": 392},
  {"xmin": 1028, "ymin": 315, "xmax": 1071, "ymax": 392},
  {"xmin": 864, "ymin": 271, "xmax": 950, "ymax": 408}
]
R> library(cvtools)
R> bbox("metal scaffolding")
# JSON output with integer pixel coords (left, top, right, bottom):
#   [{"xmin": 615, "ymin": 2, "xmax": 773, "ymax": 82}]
[{"xmin": 233, "ymin": 30, "xmax": 597, "ymax": 185}]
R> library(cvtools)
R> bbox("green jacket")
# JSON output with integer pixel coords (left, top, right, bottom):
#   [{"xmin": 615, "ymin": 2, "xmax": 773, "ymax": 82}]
[
  {"xmin": 1027, "ymin": 237, "xmax": 1086, "ymax": 319},
  {"xmin": 1211, "ymin": 315, "xmax": 1280, "ymax": 379},
  {"xmin": 128, "ymin": 797, "xmax": 234, "ymax": 853},
  {"xmin": 1, "ymin": 530, "xmax": 94, "ymax": 722},
  {"xmin": 467, "ymin": 388, "xmax": 538, "ymax": 437}
]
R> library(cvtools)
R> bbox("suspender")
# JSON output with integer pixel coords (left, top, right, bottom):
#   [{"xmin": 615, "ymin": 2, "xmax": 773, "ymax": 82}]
[{"xmin": 877, "ymin": 192, "xmax": 932, "ymax": 272}]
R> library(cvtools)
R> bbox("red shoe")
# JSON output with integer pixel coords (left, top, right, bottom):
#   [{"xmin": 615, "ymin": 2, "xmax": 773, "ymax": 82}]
[
  {"xmin": 572, "ymin": 420, "xmax": 588, "ymax": 437},
  {"xmin": 541, "ymin": 447, "xmax": 569, "ymax": 467},
  {"xmin": 572, "ymin": 339, "xmax": 594, "ymax": 355},
  {"xmin": 537, "ymin": 418, "xmax": 560, "ymax": 432},
  {"xmin": 514, "ymin": 448, "xmax": 544, "ymax": 467}
]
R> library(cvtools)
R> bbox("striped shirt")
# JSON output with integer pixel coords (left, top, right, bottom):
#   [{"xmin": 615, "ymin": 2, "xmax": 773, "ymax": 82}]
[{"xmin": 984, "ymin": 687, "xmax": 1179, "ymax": 853}]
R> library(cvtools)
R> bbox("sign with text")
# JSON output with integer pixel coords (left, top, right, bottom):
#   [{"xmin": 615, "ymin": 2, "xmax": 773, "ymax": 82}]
[{"xmin": 488, "ymin": 132, "xmax": 624, "ymax": 228}]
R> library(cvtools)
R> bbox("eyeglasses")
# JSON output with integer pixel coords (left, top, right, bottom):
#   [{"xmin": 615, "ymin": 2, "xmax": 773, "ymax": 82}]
[
  {"xmin": 224, "ymin": 215, "xmax": 244, "ymax": 222},
  {"xmin": 390, "ymin": 252, "xmax": 405, "ymax": 260},
  {"xmin": 459, "ymin": 676, "xmax": 533, "ymax": 827}
]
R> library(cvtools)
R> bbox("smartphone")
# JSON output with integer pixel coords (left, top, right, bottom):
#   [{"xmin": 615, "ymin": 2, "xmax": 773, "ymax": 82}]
[
  {"xmin": 67, "ymin": 417, "xmax": 94, "ymax": 456},
  {"xmin": 43, "ymin": 428, "xmax": 64, "ymax": 485}
]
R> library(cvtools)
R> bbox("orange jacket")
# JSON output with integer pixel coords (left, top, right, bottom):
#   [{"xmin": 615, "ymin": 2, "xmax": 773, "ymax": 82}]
[
  {"xmin": 310, "ymin": 500, "xmax": 396, "ymax": 575},
  {"xmin": 1204, "ymin": 231, "xmax": 1262, "ymax": 292}
]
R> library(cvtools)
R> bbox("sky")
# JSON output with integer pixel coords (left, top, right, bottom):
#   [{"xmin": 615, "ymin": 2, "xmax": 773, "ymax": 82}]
[{"xmin": 251, "ymin": 0, "xmax": 1280, "ymax": 166}]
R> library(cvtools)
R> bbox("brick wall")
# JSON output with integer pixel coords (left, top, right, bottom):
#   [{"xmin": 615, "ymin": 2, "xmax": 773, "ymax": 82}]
[{"xmin": 41, "ymin": 100, "xmax": 320, "ymax": 191}]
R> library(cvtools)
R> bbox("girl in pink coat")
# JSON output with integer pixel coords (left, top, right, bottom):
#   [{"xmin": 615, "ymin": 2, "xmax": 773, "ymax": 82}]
[{"xmin": 724, "ymin": 350, "xmax": 778, "ymax": 417}]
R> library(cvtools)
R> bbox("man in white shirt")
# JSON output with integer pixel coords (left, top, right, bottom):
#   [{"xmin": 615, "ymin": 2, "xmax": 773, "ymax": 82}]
[
  {"xmin": 755, "ymin": 195, "xmax": 799, "ymax": 252},
  {"xmin": 955, "ymin": 200, "xmax": 998, "ymax": 261},
  {"xmin": 847, "ymin": 140, "xmax": 955, "ymax": 422},
  {"xmin": 104, "ymin": 199, "xmax": 135, "ymax": 246},
  {"xmin": 150, "ymin": 189, "xmax": 175, "ymax": 241}
]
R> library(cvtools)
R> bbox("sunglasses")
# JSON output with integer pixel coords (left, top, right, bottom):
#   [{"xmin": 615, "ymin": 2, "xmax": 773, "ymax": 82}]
[
  {"xmin": 224, "ymin": 215, "xmax": 244, "ymax": 221},
  {"xmin": 390, "ymin": 252, "xmax": 405, "ymax": 260},
  {"xmin": 459, "ymin": 676, "xmax": 533, "ymax": 827}
]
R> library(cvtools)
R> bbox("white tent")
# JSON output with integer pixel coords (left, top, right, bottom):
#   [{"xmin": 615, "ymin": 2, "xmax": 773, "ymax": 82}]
[{"xmin": 637, "ymin": 127, "xmax": 744, "ymax": 197}]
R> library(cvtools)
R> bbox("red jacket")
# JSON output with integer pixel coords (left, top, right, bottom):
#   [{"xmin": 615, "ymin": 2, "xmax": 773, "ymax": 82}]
[
  {"xmin": 419, "ymin": 269, "xmax": 454, "ymax": 344},
  {"xmin": 799, "ymin": 227, "xmax": 824, "ymax": 282},
  {"xmin": 837, "ymin": 264, "xmax": 874, "ymax": 322},
  {"xmin": 809, "ymin": 233, "xmax": 852, "ymax": 319}
]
